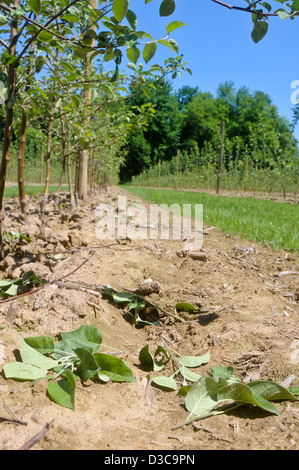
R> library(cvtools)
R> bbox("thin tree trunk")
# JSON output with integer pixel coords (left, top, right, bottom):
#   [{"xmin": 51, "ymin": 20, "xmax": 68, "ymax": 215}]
[
  {"xmin": 43, "ymin": 98, "xmax": 55, "ymax": 199},
  {"xmin": 66, "ymin": 129, "xmax": 75, "ymax": 213},
  {"xmin": 0, "ymin": 0, "xmax": 20, "ymax": 258},
  {"xmin": 17, "ymin": 15, "xmax": 36, "ymax": 216},
  {"xmin": 40, "ymin": 141, "xmax": 44, "ymax": 184},
  {"xmin": 40, "ymin": 98, "xmax": 55, "ymax": 217},
  {"xmin": 77, "ymin": 0, "xmax": 97, "ymax": 200},
  {"xmin": 18, "ymin": 107, "xmax": 29, "ymax": 216},
  {"xmin": 57, "ymin": 108, "xmax": 66, "ymax": 194}
]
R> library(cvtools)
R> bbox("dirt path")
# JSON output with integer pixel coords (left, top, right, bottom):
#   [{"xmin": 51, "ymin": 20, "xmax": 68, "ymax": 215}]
[{"xmin": 0, "ymin": 186, "xmax": 298, "ymax": 450}]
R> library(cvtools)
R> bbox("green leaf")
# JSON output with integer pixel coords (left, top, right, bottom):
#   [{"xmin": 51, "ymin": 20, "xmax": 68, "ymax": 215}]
[
  {"xmin": 2, "ymin": 284, "xmax": 18, "ymax": 297},
  {"xmin": 289, "ymin": 386, "xmax": 299, "ymax": 396},
  {"xmin": 139, "ymin": 345, "xmax": 169, "ymax": 371},
  {"xmin": 143, "ymin": 42, "xmax": 157, "ymax": 63},
  {"xmin": 74, "ymin": 348, "xmax": 100, "ymax": 382},
  {"xmin": 47, "ymin": 369, "xmax": 76, "ymax": 411},
  {"xmin": 153, "ymin": 345, "xmax": 170, "ymax": 371},
  {"xmin": 247, "ymin": 380, "xmax": 299, "ymax": 401},
  {"xmin": 175, "ymin": 302, "xmax": 197, "ymax": 312},
  {"xmin": 21, "ymin": 271, "xmax": 43, "ymax": 287},
  {"xmin": 126, "ymin": 45, "xmax": 140, "ymax": 64},
  {"xmin": 28, "ymin": 0, "xmax": 42, "ymax": 15},
  {"xmin": 166, "ymin": 21, "xmax": 186, "ymax": 34},
  {"xmin": 3, "ymin": 362, "xmax": 47, "ymax": 381},
  {"xmin": 179, "ymin": 366, "xmax": 201, "ymax": 383},
  {"xmin": 93, "ymin": 353, "xmax": 135, "ymax": 382},
  {"xmin": 141, "ymin": 86, "xmax": 152, "ymax": 100},
  {"xmin": 59, "ymin": 325, "xmax": 102, "ymax": 353},
  {"xmin": 127, "ymin": 62, "xmax": 137, "ymax": 71},
  {"xmin": 217, "ymin": 382, "xmax": 280, "ymax": 415},
  {"xmin": 211, "ymin": 366, "xmax": 235, "ymax": 380},
  {"xmin": 151, "ymin": 375, "xmax": 177, "ymax": 391},
  {"xmin": 260, "ymin": 2, "xmax": 272, "ymax": 12},
  {"xmin": 185, "ymin": 377, "xmax": 227, "ymax": 416},
  {"xmin": 0, "ymin": 280, "xmax": 13, "ymax": 288},
  {"xmin": 61, "ymin": 14, "xmax": 80, "ymax": 24},
  {"xmin": 251, "ymin": 20, "xmax": 269, "ymax": 43},
  {"xmin": 19, "ymin": 336, "xmax": 58, "ymax": 370},
  {"xmin": 126, "ymin": 9, "xmax": 137, "ymax": 29},
  {"xmin": 24, "ymin": 336, "xmax": 55, "ymax": 355},
  {"xmin": 110, "ymin": 64, "xmax": 120, "ymax": 83},
  {"xmin": 113, "ymin": 0, "xmax": 129, "ymax": 22},
  {"xmin": 159, "ymin": 0, "xmax": 176, "ymax": 17},
  {"xmin": 177, "ymin": 352, "xmax": 210, "ymax": 368},
  {"xmin": 139, "ymin": 345, "xmax": 154, "ymax": 369},
  {"xmin": 158, "ymin": 38, "xmax": 179, "ymax": 53},
  {"xmin": 0, "ymin": 14, "xmax": 7, "ymax": 26}
]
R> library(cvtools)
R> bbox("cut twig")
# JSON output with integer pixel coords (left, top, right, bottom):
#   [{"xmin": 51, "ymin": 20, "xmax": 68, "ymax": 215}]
[
  {"xmin": 38, "ymin": 242, "xmax": 118, "ymax": 256},
  {"xmin": 18, "ymin": 420, "xmax": 54, "ymax": 450},
  {"xmin": 277, "ymin": 271, "xmax": 299, "ymax": 277},
  {"xmin": 0, "ymin": 403, "xmax": 27, "ymax": 425},
  {"xmin": 56, "ymin": 281, "xmax": 101, "ymax": 297},
  {"xmin": 0, "ymin": 251, "xmax": 95, "ymax": 305}
]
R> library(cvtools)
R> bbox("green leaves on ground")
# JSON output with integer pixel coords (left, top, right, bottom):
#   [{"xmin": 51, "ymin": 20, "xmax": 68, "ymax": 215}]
[
  {"xmin": 102, "ymin": 285, "xmax": 160, "ymax": 326},
  {"xmin": 47, "ymin": 369, "xmax": 77, "ymax": 411},
  {"xmin": 0, "ymin": 271, "xmax": 42, "ymax": 298},
  {"xmin": 3, "ymin": 325, "xmax": 135, "ymax": 410},
  {"xmin": 102, "ymin": 285, "xmax": 198, "ymax": 326},
  {"xmin": 139, "ymin": 344, "xmax": 170, "ymax": 372},
  {"xmin": 3, "ymin": 231, "xmax": 31, "ymax": 245},
  {"xmin": 139, "ymin": 342, "xmax": 210, "ymax": 392},
  {"xmin": 182, "ymin": 367, "xmax": 298, "ymax": 426},
  {"xmin": 138, "ymin": 342, "xmax": 298, "ymax": 425}
]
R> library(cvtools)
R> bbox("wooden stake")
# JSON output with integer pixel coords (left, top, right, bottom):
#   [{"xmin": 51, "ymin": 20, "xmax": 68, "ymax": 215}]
[{"xmin": 216, "ymin": 122, "xmax": 225, "ymax": 195}]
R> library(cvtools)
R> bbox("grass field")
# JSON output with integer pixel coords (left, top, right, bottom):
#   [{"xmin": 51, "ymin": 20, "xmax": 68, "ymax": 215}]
[
  {"xmin": 4, "ymin": 184, "xmax": 71, "ymax": 198},
  {"xmin": 124, "ymin": 186, "xmax": 299, "ymax": 254}
]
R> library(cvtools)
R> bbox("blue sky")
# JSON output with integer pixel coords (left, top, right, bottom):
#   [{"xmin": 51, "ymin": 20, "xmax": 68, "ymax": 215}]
[{"xmin": 126, "ymin": 0, "xmax": 299, "ymax": 140}]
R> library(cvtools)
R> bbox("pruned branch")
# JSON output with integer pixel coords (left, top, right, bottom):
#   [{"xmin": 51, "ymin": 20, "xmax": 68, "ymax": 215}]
[{"xmin": 0, "ymin": 250, "xmax": 96, "ymax": 305}]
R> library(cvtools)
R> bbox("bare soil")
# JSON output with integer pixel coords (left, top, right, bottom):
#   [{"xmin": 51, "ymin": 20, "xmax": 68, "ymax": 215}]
[{"xmin": 0, "ymin": 186, "xmax": 298, "ymax": 451}]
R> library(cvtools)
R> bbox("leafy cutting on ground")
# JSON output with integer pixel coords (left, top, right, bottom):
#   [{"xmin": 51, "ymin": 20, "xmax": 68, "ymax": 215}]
[
  {"xmin": 0, "ymin": 271, "xmax": 42, "ymax": 298},
  {"xmin": 102, "ymin": 284, "xmax": 198, "ymax": 325},
  {"xmin": 138, "ymin": 341, "xmax": 299, "ymax": 427},
  {"xmin": 179, "ymin": 367, "xmax": 299, "ymax": 427},
  {"xmin": 3, "ymin": 325, "xmax": 135, "ymax": 410},
  {"xmin": 3, "ymin": 231, "xmax": 31, "ymax": 245}
]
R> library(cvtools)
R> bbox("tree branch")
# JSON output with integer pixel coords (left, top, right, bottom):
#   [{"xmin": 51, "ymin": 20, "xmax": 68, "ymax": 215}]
[
  {"xmin": 0, "ymin": 37, "xmax": 9, "ymax": 50},
  {"xmin": 0, "ymin": 249, "xmax": 96, "ymax": 305},
  {"xmin": 210, "ymin": 0, "xmax": 279, "ymax": 16}
]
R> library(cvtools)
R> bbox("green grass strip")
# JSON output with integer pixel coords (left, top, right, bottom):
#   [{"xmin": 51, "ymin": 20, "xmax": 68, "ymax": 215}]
[
  {"xmin": 4, "ymin": 185, "xmax": 71, "ymax": 198},
  {"xmin": 124, "ymin": 186, "xmax": 299, "ymax": 254}
]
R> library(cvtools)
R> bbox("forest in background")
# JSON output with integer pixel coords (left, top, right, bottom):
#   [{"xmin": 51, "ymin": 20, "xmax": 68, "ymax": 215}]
[{"xmin": 121, "ymin": 80, "xmax": 299, "ymax": 196}]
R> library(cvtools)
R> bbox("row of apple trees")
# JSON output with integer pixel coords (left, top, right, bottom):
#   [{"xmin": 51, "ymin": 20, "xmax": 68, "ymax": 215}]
[{"xmin": 0, "ymin": 0, "xmax": 189, "ymax": 257}]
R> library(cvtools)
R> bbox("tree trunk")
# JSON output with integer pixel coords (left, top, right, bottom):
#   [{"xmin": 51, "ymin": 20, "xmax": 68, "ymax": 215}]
[
  {"xmin": 57, "ymin": 107, "xmax": 66, "ymax": 194},
  {"xmin": 40, "ymin": 141, "xmax": 44, "ymax": 184},
  {"xmin": 66, "ymin": 129, "xmax": 75, "ymax": 213},
  {"xmin": 18, "ymin": 106, "xmax": 29, "ymax": 217},
  {"xmin": 17, "ymin": 15, "xmax": 36, "ymax": 217},
  {"xmin": 43, "ymin": 98, "xmax": 55, "ymax": 199},
  {"xmin": 40, "ymin": 98, "xmax": 55, "ymax": 218},
  {"xmin": 0, "ymin": 1, "xmax": 20, "ymax": 258},
  {"xmin": 76, "ymin": 0, "xmax": 97, "ymax": 200}
]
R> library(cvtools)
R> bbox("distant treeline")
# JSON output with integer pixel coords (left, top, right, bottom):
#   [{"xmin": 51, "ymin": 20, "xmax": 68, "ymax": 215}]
[{"xmin": 119, "ymin": 80, "xmax": 299, "ymax": 184}]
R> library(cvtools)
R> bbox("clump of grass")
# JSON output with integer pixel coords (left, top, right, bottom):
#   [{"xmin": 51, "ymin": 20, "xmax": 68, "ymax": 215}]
[{"xmin": 125, "ymin": 186, "xmax": 299, "ymax": 254}]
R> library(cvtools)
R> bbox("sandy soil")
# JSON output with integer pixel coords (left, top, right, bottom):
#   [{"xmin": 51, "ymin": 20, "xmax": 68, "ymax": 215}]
[{"xmin": 0, "ymin": 186, "xmax": 298, "ymax": 451}]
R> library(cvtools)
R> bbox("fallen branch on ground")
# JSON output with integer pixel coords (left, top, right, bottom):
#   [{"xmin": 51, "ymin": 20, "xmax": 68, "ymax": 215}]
[
  {"xmin": 18, "ymin": 421, "xmax": 54, "ymax": 450},
  {"xmin": 37, "ymin": 242, "xmax": 119, "ymax": 256},
  {"xmin": 0, "ymin": 251, "xmax": 95, "ymax": 305}
]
